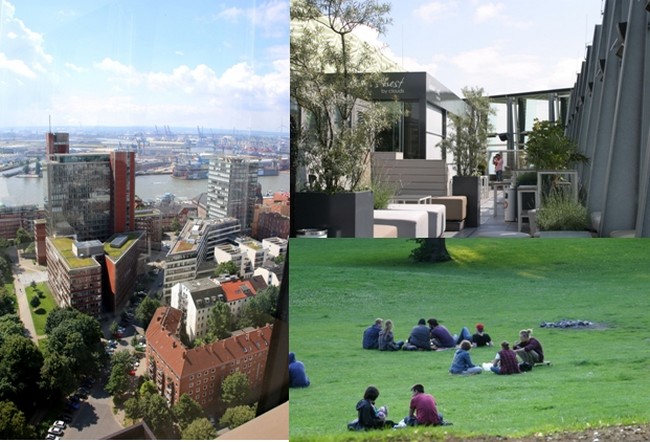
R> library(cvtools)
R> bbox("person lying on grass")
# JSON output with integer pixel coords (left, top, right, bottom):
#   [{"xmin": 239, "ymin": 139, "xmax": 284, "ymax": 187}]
[
  {"xmin": 513, "ymin": 329, "xmax": 544, "ymax": 365},
  {"xmin": 449, "ymin": 340, "xmax": 483, "ymax": 375}
]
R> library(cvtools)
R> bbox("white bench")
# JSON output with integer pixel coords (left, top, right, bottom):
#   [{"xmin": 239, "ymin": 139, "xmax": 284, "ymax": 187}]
[
  {"xmin": 373, "ymin": 210, "xmax": 428, "ymax": 238},
  {"xmin": 387, "ymin": 203, "xmax": 446, "ymax": 238}
]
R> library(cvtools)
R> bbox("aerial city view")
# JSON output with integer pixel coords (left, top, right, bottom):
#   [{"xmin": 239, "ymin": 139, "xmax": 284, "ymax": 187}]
[{"xmin": 0, "ymin": 0, "xmax": 288, "ymax": 440}]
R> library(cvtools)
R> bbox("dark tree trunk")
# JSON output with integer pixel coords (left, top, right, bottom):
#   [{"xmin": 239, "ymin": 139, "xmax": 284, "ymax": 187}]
[{"xmin": 410, "ymin": 238, "xmax": 452, "ymax": 263}]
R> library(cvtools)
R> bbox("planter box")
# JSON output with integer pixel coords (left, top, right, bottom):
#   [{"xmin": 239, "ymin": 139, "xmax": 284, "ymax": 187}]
[
  {"xmin": 293, "ymin": 191, "xmax": 374, "ymax": 238},
  {"xmin": 452, "ymin": 176, "xmax": 480, "ymax": 228}
]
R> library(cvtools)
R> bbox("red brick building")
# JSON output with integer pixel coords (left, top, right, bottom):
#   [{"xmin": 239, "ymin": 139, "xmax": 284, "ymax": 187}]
[{"xmin": 146, "ymin": 306, "xmax": 273, "ymax": 409}]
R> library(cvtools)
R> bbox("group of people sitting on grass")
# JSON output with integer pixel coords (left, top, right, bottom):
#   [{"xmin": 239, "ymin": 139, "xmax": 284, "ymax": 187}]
[
  {"xmin": 362, "ymin": 317, "xmax": 494, "ymax": 352},
  {"xmin": 362, "ymin": 318, "xmax": 545, "ymax": 375},
  {"xmin": 348, "ymin": 383, "xmax": 451, "ymax": 431}
]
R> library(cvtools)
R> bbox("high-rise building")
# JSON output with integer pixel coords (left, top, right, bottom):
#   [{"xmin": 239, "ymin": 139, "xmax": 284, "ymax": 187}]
[
  {"xmin": 207, "ymin": 155, "xmax": 260, "ymax": 231},
  {"xmin": 45, "ymin": 132, "xmax": 69, "ymax": 159},
  {"xmin": 162, "ymin": 217, "xmax": 240, "ymax": 303},
  {"xmin": 45, "ymin": 151, "xmax": 136, "ymax": 241}
]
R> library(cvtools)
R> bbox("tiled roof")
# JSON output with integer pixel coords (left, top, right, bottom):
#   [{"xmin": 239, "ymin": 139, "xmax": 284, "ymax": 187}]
[
  {"xmin": 220, "ymin": 279, "xmax": 256, "ymax": 302},
  {"xmin": 146, "ymin": 306, "xmax": 273, "ymax": 378},
  {"xmin": 146, "ymin": 307, "xmax": 186, "ymax": 377}
]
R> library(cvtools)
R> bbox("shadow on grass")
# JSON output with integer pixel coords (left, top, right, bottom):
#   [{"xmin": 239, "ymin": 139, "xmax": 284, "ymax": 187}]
[{"xmin": 34, "ymin": 307, "xmax": 47, "ymax": 315}]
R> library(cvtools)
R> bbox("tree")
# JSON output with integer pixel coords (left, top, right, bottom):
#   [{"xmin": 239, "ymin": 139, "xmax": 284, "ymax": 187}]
[
  {"xmin": 105, "ymin": 350, "xmax": 135, "ymax": 398},
  {"xmin": 0, "ymin": 335, "xmax": 44, "ymax": 412},
  {"xmin": 22, "ymin": 164, "xmax": 29, "ymax": 174},
  {"xmin": 135, "ymin": 296, "xmax": 161, "ymax": 327},
  {"xmin": 238, "ymin": 285, "xmax": 278, "ymax": 328},
  {"xmin": 215, "ymin": 261, "xmax": 239, "ymax": 276},
  {"xmin": 219, "ymin": 404, "xmax": 256, "ymax": 429},
  {"xmin": 139, "ymin": 380, "xmax": 157, "ymax": 397},
  {"xmin": 182, "ymin": 417, "xmax": 217, "ymax": 440},
  {"xmin": 172, "ymin": 393, "xmax": 203, "ymax": 431},
  {"xmin": 439, "ymin": 86, "xmax": 495, "ymax": 176},
  {"xmin": 0, "ymin": 315, "xmax": 25, "ymax": 342},
  {"xmin": 0, "ymin": 289, "xmax": 15, "ymax": 317},
  {"xmin": 39, "ymin": 353, "xmax": 76, "ymax": 396},
  {"xmin": 123, "ymin": 397, "xmax": 141, "ymax": 421},
  {"xmin": 34, "ymin": 160, "xmax": 41, "ymax": 176},
  {"xmin": 45, "ymin": 312, "xmax": 103, "ymax": 377},
  {"xmin": 141, "ymin": 392, "xmax": 173, "ymax": 436},
  {"xmin": 221, "ymin": 372, "xmax": 249, "ymax": 407},
  {"xmin": 30, "ymin": 295, "xmax": 40, "ymax": 309},
  {"xmin": 207, "ymin": 301, "xmax": 233, "ymax": 340},
  {"xmin": 0, "ymin": 400, "xmax": 36, "ymax": 439},
  {"xmin": 291, "ymin": 0, "xmax": 397, "ymax": 192},
  {"xmin": 14, "ymin": 228, "xmax": 32, "ymax": 246},
  {"xmin": 410, "ymin": 239, "xmax": 452, "ymax": 263},
  {"xmin": 525, "ymin": 119, "xmax": 588, "ymax": 171}
]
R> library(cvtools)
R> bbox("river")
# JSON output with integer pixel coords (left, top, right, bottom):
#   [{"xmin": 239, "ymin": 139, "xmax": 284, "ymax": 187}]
[{"xmin": 0, "ymin": 171, "xmax": 290, "ymax": 208}]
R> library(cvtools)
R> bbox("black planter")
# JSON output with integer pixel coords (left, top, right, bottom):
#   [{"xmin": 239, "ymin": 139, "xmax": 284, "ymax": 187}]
[
  {"xmin": 293, "ymin": 191, "xmax": 374, "ymax": 238},
  {"xmin": 452, "ymin": 176, "xmax": 480, "ymax": 228}
]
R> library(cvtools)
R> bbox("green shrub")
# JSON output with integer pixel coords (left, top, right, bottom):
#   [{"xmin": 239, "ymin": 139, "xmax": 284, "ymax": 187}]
[
  {"xmin": 371, "ymin": 180, "xmax": 396, "ymax": 210},
  {"xmin": 537, "ymin": 190, "xmax": 589, "ymax": 231},
  {"xmin": 515, "ymin": 171, "xmax": 537, "ymax": 186}
]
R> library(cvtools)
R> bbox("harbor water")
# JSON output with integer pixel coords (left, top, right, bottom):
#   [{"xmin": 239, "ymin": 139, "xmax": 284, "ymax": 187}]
[{"xmin": 0, "ymin": 171, "xmax": 289, "ymax": 208}]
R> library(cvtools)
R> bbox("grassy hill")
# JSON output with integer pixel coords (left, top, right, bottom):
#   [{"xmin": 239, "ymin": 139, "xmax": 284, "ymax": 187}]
[{"xmin": 288, "ymin": 238, "xmax": 650, "ymax": 441}]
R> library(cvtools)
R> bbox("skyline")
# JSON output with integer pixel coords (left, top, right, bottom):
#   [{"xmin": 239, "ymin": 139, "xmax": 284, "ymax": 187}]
[
  {"xmin": 0, "ymin": 0, "xmax": 289, "ymax": 132},
  {"xmin": 361, "ymin": 0, "xmax": 604, "ymax": 98}
]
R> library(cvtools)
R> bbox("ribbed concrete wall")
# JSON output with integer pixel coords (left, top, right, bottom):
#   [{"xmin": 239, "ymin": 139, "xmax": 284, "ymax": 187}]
[
  {"xmin": 567, "ymin": 0, "xmax": 650, "ymax": 237},
  {"xmin": 372, "ymin": 152, "xmax": 449, "ymax": 197}
]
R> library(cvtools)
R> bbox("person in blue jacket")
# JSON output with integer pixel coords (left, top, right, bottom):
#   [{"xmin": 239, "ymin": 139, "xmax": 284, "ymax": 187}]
[
  {"xmin": 449, "ymin": 340, "xmax": 482, "ymax": 375},
  {"xmin": 362, "ymin": 318, "xmax": 383, "ymax": 349},
  {"xmin": 289, "ymin": 352, "xmax": 310, "ymax": 388}
]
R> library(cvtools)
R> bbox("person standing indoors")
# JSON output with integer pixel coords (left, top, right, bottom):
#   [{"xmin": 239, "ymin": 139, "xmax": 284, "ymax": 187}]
[{"xmin": 513, "ymin": 329, "xmax": 544, "ymax": 365}]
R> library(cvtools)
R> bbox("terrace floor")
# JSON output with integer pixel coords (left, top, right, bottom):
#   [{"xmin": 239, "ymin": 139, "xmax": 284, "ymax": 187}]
[{"xmin": 445, "ymin": 188, "xmax": 532, "ymax": 238}]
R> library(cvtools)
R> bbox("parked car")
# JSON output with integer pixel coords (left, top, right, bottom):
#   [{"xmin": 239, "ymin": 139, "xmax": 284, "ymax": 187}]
[
  {"xmin": 47, "ymin": 426, "xmax": 64, "ymax": 436},
  {"xmin": 52, "ymin": 420, "xmax": 66, "ymax": 429},
  {"xmin": 45, "ymin": 434, "xmax": 60, "ymax": 440},
  {"xmin": 75, "ymin": 390, "xmax": 88, "ymax": 399},
  {"xmin": 57, "ymin": 414, "xmax": 72, "ymax": 424}
]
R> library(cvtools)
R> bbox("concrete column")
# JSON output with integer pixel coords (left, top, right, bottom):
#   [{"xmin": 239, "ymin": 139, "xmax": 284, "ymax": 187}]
[
  {"xmin": 585, "ymin": 0, "xmax": 623, "ymax": 218},
  {"xmin": 580, "ymin": 26, "xmax": 604, "ymax": 192},
  {"xmin": 635, "ymin": 7, "xmax": 650, "ymax": 236},
  {"xmin": 600, "ymin": 0, "xmax": 645, "ymax": 236}
]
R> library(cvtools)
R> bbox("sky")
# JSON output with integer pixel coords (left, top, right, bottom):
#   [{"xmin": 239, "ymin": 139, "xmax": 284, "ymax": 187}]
[
  {"xmin": 0, "ymin": 0, "xmax": 289, "ymax": 132},
  {"xmin": 358, "ymin": 0, "xmax": 604, "ymax": 98}
]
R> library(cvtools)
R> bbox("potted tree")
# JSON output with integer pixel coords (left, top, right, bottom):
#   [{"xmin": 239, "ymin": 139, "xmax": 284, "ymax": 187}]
[
  {"xmin": 291, "ymin": 0, "xmax": 396, "ymax": 238},
  {"xmin": 439, "ymin": 86, "xmax": 494, "ymax": 228}
]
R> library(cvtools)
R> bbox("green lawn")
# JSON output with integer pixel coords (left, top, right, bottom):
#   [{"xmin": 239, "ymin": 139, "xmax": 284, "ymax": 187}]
[
  {"xmin": 26, "ymin": 282, "xmax": 57, "ymax": 336},
  {"xmin": 289, "ymin": 238, "xmax": 650, "ymax": 441}
]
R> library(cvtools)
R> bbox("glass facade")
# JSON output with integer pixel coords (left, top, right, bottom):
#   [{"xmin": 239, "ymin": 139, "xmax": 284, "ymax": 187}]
[
  {"xmin": 207, "ymin": 156, "xmax": 260, "ymax": 231},
  {"xmin": 46, "ymin": 154, "xmax": 112, "ymax": 241}
]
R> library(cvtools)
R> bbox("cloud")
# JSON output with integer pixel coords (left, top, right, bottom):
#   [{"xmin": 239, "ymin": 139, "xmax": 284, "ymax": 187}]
[
  {"xmin": 474, "ymin": 2, "xmax": 504, "ymax": 23},
  {"xmin": 1, "ymin": 0, "xmax": 53, "ymax": 72},
  {"xmin": 94, "ymin": 57, "xmax": 134, "ymax": 75},
  {"xmin": 414, "ymin": 1, "xmax": 455, "ymax": 24},
  {"xmin": 214, "ymin": 0, "xmax": 288, "ymax": 36},
  {"xmin": 0, "ymin": 53, "xmax": 36, "ymax": 79},
  {"xmin": 64, "ymin": 62, "xmax": 86, "ymax": 73}
]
